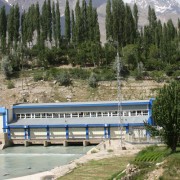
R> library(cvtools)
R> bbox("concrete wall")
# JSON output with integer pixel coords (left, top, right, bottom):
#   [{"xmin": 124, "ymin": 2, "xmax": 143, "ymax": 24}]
[
  {"xmin": 69, "ymin": 128, "xmax": 86, "ymax": 139},
  {"xmin": 50, "ymin": 128, "xmax": 66, "ymax": 139},
  {"xmin": 30, "ymin": 128, "xmax": 47, "ymax": 139},
  {"xmin": 89, "ymin": 127, "xmax": 104, "ymax": 139},
  {"xmin": 0, "ymin": 115, "xmax": 3, "ymax": 133},
  {"xmin": 11, "ymin": 129, "xmax": 24, "ymax": 139}
]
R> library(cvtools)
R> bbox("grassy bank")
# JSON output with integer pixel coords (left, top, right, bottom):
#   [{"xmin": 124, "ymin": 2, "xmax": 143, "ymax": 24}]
[
  {"xmin": 123, "ymin": 145, "xmax": 180, "ymax": 180},
  {"xmin": 57, "ymin": 145, "xmax": 180, "ymax": 180},
  {"xmin": 58, "ymin": 156, "xmax": 134, "ymax": 180}
]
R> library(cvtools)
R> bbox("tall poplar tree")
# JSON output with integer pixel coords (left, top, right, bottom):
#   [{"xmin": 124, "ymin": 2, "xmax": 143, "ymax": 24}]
[
  {"xmin": 7, "ymin": 6, "xmax": 15, "ymax": 49},
  {"xmin": 106, "ymin": 0, "xmax": 113, "ymax": 40},
  {"xmin": 65, "ymin": 0, "xmax": 71, "ymax": 43},
  {"xmin": 0, "ymin": 6, "xmax": 7, "ymax": 54},
  {"xmin": 14, "ymin": 4, "xmax": 20, "ymax": 50},
  {"xmin": 75, "ymin": 0, "xmax": 82, "ymax": 43},
  {"xmin": 47, "ymin": 0, "xmax": 52, "ymax": 43},
  {"xmin": 41, "ymin": 0, "xmax": 48, "ymax": 42},
  {"xmin": 81, "ymin": 0, "xmax": 88, "ymax": 41},
  {"xmin": 35, "ymin": 3, "xmax": 40, "ymax": 46},
  {"xmin": 56, "ymin": 1, "xmax": 61, "ymax": 47},
  {"xmin": 71, "ymin": 10, "xmax": 76, "ymax": 43},
  {"xmin": 133, "ymin": 3, "xmax": 138, "ymax": 38},
  {"xmin": 52, "ymin": 1, "xmax": 56, "ymax": 46},
  {"xmin": 87, "ymin": 0, "xmax": 93, "ymax": 41}
]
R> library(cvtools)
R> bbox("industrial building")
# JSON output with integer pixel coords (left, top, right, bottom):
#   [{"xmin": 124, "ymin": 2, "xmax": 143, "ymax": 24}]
[{"xmin": 0, "ymin": 99, "xmax": 154, "ymax": 147}]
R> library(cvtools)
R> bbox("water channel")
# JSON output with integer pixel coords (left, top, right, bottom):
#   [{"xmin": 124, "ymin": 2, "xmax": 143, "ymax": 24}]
[{"xmin": 0, "ymin": 145, "xmax": 92, "ymax": 179}]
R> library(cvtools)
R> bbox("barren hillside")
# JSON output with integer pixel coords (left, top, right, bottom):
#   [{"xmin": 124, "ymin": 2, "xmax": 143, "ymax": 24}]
[{"xmin": 0, "ymin": 74, "xmax": 165, "ymax": 109}]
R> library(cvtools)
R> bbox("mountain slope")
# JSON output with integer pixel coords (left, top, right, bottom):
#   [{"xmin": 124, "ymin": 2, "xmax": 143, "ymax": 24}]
[{"xmin": 0, "ymin": 0, "xmax": 11, "ymax": 11}]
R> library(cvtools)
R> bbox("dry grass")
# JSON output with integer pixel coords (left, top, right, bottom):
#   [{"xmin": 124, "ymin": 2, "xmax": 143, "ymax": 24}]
[{"xmin": 58, "ymin": 156, "xmax": 134, "ymax": 180}]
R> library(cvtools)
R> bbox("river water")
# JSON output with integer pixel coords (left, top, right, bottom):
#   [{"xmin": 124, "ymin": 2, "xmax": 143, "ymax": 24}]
[{"xmin": 0, "ymin": 145, "xmax": 93, "ymax": 179}]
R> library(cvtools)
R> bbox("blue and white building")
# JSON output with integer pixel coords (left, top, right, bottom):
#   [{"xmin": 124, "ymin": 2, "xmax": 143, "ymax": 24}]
[{"xmin": 1, "ymin": 99, "xmax": 154, "ymax": 143}]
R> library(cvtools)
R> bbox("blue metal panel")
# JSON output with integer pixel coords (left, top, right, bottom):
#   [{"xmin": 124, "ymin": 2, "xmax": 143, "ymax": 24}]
[
  {"xmin": 66, "ymin": 126, "xmax": 69, "ymax": 139},
  {"xmin": 7, "ymin": 127, "xmax": 11, "ymax": 139},
  {"xmin": 86, "ymin": 126, "xmax": 89, "ymax": 139},
  {"xmin": 0, "ymin": 107, "xmax": 6, "ymax": 114},
  {"xmin": 8, "ymin": 123, "xmax": 145, "ymax": 129},
  {"xmin": 12, "ymin": 101, "xmax": 150, "ymax": 109},
  {"xmin": 47, "ymin": 126, "xmax": 50, "ymax": 140},
  {"xmin": 126, "ymin": 126, "xmax": 129, "ymax": 134},
  {"xmin": 108, "ymin": 126, "xmax": 110, "ymax": 139},
  {"xmin": 28, "ymin": 126, "xmax": 30, "ymax": 139},
  {"xmin": 3, "ymin": 112, "xmax": 6, "ymax": 133}
]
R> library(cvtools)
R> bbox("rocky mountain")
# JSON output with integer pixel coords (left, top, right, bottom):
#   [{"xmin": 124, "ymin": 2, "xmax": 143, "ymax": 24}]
[
  {"xmin": 0, "ymin": 0, "xmax": 11, "ymax": 11},
  {"xmin": 129, "ymin": 0, "xmax": 180, "ymax": 25},
  {"xmin": 3, "ymin": 0, "xmax": 180, "ymax": 43}
]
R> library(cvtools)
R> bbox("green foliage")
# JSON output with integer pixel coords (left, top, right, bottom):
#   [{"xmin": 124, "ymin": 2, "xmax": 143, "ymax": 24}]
[
  {"xmin": 69, "ymin": 68, "xmax": 90, "ymax": 80},
  {"xmin": 151, "ymin": 81, "xmax": 180, "ymax": 152},
  {"xmin": 88, "ymin": 73, "xmax": 98, "ymax": 88},
  {"xmin": 33, "ymin": 71, "xmax": 44, "ymax": 82},
  {"xmin": 1, "ymin": 55, "xmax": 13, "ymax": 79},
  {"xmin": 7, "ymin": 80, "xmax": 15, "ymax": 89},
  {"xmin": 150, "ymin": 70, "xmax": 165, "ymax": 82},
  {"xmin": 56, "ymin": 71, "xmax": 71, "ymax": 86}
]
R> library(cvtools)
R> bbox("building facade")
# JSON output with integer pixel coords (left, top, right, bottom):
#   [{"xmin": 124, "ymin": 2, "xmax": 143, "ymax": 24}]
[{"xmin": 1, "ymin": 99, "xmax": 154, "ymax": 143}]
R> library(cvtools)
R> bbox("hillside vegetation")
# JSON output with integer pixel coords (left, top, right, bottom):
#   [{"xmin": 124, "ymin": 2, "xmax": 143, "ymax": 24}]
[{"xmin": 0, "ymin": 67, "xmax": 166, "ymax": 109}]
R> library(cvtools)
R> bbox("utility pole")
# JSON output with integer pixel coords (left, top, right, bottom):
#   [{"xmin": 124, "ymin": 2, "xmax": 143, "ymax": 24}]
[{"xmin": 116, "ymin": 46, "xmax": 124, "ymax": 149}]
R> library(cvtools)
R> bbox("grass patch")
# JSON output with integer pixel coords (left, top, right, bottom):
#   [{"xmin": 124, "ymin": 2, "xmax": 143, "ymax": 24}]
[
  {"xmin": 58, "ymin": 156, "xmax": 134, "ymax": 180},
  {"xmin": 129, "ymin": 146, "xmax": 180, "ymax": 180}
]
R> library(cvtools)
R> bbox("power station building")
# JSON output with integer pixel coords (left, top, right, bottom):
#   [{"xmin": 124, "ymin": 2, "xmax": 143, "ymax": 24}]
[{"xmin": 0, "ymin": 99, "xmax": 154, "ymax": 146}]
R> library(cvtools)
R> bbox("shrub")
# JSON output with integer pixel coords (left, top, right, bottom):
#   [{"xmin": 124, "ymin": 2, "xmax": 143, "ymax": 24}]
[
  {"xmin": 107, "ymin": 149, "xmax": 114, "ymax": 153},
  {"xmin": 69, "ymin": 68, "xmax": 90, "ymax": 80},
  {"xmin": 33, "ymin": 72, "xmax": 43, "ymax": 82},
  {"xmin": 150, "ymin": 71, "xmax": 165, "ymax": 82},
  {"xmin": 88, "ymin": 73, "xmax": 98, "ymax": 88},
  {"xmin": 7, "ymin": 80, "xmax": 15, "ymax": 89},
  {"xmin": 56, "ymin": 71, "xmax": 71, "ymax": 86},
  {"xmin": 1, "ymin": 56, "xmax": 13, "ymax": 79}
]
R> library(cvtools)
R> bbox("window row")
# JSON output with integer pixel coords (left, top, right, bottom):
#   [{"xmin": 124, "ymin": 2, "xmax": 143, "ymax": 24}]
[{"xmin": 16, "ymin": 110, "xmax": 148, "ymax": 119}]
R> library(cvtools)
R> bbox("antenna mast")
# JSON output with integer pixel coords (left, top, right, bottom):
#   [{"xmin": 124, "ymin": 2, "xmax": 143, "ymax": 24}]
[{"xmin": 116, "ymin": 45, "xmax": 124, "ymax": 149}]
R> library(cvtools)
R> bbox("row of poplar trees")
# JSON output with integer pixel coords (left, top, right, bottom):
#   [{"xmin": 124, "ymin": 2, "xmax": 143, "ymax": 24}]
[{"xmin": 0, "ymin": 0, "xmax": 180, "ymax": 75}]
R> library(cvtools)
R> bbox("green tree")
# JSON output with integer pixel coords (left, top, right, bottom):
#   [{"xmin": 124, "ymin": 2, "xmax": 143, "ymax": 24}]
[
  {"xmin": 106, "ymin": 0, "xmax": 113, "ymax": 40},
  {"xmin": 65, "ymin": 0, "xmax": 71, "ymax": 43},
  {"xmin": 133, "ymin": 3, "xmax": 138, "ymax": 35},
  {"xmin": 47, "ymin": 0, "xmax": 52, "ymax": 43},
  {"xmin": 14, "ymin": 4, "xmax": 20, "ymax": 50},
  {"xmin": 35, "ymin": 3, "xmax": 41, "ymax": 46},
  {"xmin": 0, "ymin": 6, "xmax": 7, "ymax": 54},
  {"xmin": 146, "ymin": 81, "xmax": 180, "ymax": 153},
  {"xmin": 1, "ymin": 55, "xmax": 13, "ymax": 79},
  {"xmin": 56, "ymin": 1, "xmax": 61, "ymax": 47},
  {"xmin": 88, "ymin": 72, "xmax": 98, "ymax": 88},
  {"xmin": 7, "ymin": 6, "xmax": 15, "ymax": 49}
]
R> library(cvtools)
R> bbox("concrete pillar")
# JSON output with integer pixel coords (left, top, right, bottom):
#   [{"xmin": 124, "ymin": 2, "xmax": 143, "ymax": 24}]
[
  {"xmin": 44, "ymin": 141, "xmax": 49, "ymax": 147},
  {"xmin": 83, "ymin": 140, "xmax": 89, "ymax": 147},
  {"xmin": 24, "ymin": 141, "xmax": 30, "ymax": 147},
  {"xmin": 63, "ymin": 140, "xmax": 68, "ymax": 147}
]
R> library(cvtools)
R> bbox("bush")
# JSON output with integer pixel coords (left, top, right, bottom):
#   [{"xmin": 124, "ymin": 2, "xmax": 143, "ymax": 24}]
[
  {"xmin": 69, "ymin": 68, "xmax": 90, "ymax": 80},
  {"xmin": 7, "ymin": 80, "xmax": 15, "ymax": 89},
  {"xmin": 150, "ymin": 71, "xmax": 165, "ymax": 82},
  {"xmin": 88, "ymin": 73, "xmax": 98, "ymax": 88},
  {"xmin": 1, "ymin": 56, "xmax": 13, "ymax": 79},
  {"xmin": 56, "ymin": 71, "xmax": 71, "ymax": 86},
  {"xmin": 172, "ymin": 70, "xmax": 180, "ymax": 80},
  {"xmin": 33, "ymin": 72, "xmax": 43, "ymax": 82}
]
